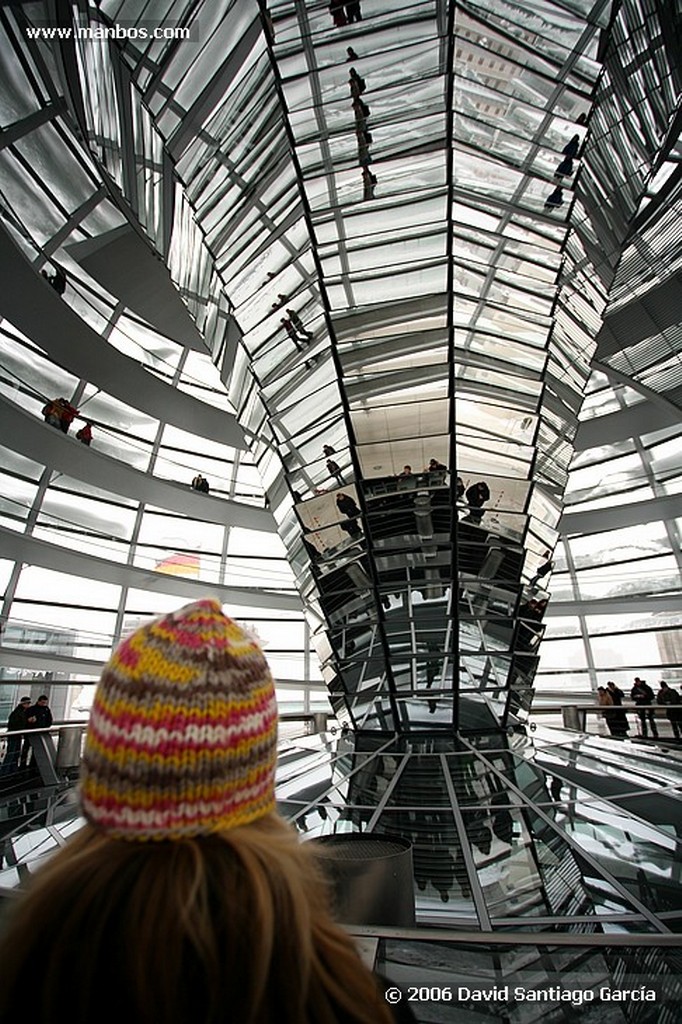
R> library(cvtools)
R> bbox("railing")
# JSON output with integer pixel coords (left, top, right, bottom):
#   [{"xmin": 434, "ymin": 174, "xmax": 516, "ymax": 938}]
[
  {"xmin": 0, "ymin": 713, "xmax": 331, "ymax": 790},
  {"xmin": 348, "ymin": 925, "xmax": 682, "ymax": 1022},
  {"xmin": 529, "ymin": 703, "xmax": 681, "ymax": 740}
]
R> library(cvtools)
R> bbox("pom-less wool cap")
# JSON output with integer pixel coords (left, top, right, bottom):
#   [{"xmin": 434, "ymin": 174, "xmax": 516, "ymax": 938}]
[{"xmin": 80, "ymin": 598, "xmax": 278, "ymax": 841}]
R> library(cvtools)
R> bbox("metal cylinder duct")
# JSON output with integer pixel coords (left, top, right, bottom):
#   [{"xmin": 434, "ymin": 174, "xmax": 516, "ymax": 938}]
[
  {"xmin": 56, "ymin": 726, "xmax": 85, "ymax": 768},
  {"xmin": 313, "ymin": 833, "xmax": 415, "ymax": 926}
]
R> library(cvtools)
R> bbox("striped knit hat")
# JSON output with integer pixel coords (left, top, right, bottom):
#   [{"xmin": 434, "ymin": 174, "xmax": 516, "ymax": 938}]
[{"xmin": 80, "ymin": 598, "xmax": 278, "ymax": 841}]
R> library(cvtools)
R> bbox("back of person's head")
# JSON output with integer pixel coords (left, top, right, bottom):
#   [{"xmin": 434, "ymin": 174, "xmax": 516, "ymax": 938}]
[{"xmin": 0, "ymin": 599, "xmax": 391, "ymax": 1024}]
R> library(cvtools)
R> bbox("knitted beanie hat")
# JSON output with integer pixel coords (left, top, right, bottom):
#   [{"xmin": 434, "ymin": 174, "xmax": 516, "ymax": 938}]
[{"xmin": 80, "ymin": 598, "xmax": 278, "ymax": 841}]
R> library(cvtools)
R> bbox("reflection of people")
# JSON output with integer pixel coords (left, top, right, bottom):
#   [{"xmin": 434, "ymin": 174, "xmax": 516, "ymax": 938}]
[
  {"xmin": 327, "ymin": 459, "xmax": 345, "ymax": 484},
  {"xmin": 76, "ymin": 421, "xmax": 93, "ymax": 446},
  {"xmin": 191, "ymin": 474, "xmax": 210, "ymax": 493},
  {"xmin": 544, "ymin": 186, "xmax": 564, "ymax": 209},
  {"xmin": 348, "ymin": 68, "xmax": 366, "ymax": 98},
  {"xmin": 562, "ymin": 134, "xmax": 580, "ymax": 159},
  {"xmin": 362, "ymin": 167, "xmax": 376, "ymax": 200},
  {"xmin": 41, "ymin": 266, "xmax": 67, "ymax": 294},
  {"xmin": 329, "ymin": 0, "xmax": 347, "ymax": 27},
  {"xmin": 42, "ymin": 399, "xmax": 62, "ymax": 429},
  {"xmin": 340, "ymin": 519, "xmax": 362, "ymax": 539},
  {"xmin": 0, "ymin": 600, "xmax": 399, "ymax": 1024},
  {"xmin": 336, "ymin": 492, "xmax": 362, "ymax": 538},
  {"xmin": 42, "ymin": 397, "xmax": 78, "ymax": 434},
  {"xmin": 530, "ymin": 550, "xmax": 554, "ymax": 587},
  {"xmin": 281, "ymin": 317, "xmax": 306, "ymax": 351},
  {"xmin": 336, "ymin": 492, "xmax": 360, "ymax": 518},
  {"xmin": 52, "ymin": 267, "xmax": 67, "ymax": 295},
  {"xmin": 464, "ymin": 481, "xmax": 490, "ymax": 524},
  {"xmin": 286, "ymin": 308, "xmax": 313, "ymax": 339}
]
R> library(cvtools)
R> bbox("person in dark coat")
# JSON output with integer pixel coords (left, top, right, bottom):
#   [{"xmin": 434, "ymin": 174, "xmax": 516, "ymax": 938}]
[
  {"xmin": 607, "ymin": 681, "xmax": 624, "ymax": 704},
  {"xmin": 606, "ymin": 681, "xmax": 629, "ymax": 736},
  {"xmin": 286, "ymin": 308, "xmax": 313, "ymax": 339},
  {"xmin": 361, "ymin": 166, "xmax": 376, "ymax": 200},
  {"xmin": 465, "ymin": 481, "xmax": 490, "ymax": 524},
  {"xmin": 26, "ymin": 695, "xmax": 53, "ymax": 730},
  {"xmin": 327, "ymin": 459, "xmax": 344, "ymax": 484},
  {"xmin": 657, "ymin": 680, "xmax": 682, "ymax": 739},
  {"xmin": 336, "ymin": 492, "xmax": 360, "ymax": 519},
  {"xmin": 329, "ymin": 0, "xmax": 347, "ymax": 27},
  {"xmin": 631, "ymin": 678, "xmax": 658, "ymax": 739},
  {"xmin": 348, "ymin": 68, "xmax": 366, "ymax": 98},
  {"xmin": 544, "ymin": 186, "xmax": 564, "ymax": 209},
  {"xmin": 281, "ymin": 317, "xmax": 306, "ymax": 351},
  {"xmin": 21, "ymin": 695, "xmax": 53, "ymax": 767},
  {"xmin": 51, "ymin": 267, "xmax": 67, "ymax": 295},
  {"xmin": 345, "ymin": 1, "xmax": 362, "ymax": 22},
  {"xmin": 336, "ymin": 492, "xmax": 361, "ymax": 538},
  {"xmin": 562, "ymin": 134, "xmax": 580, "ymax": 159},
  {"xmin": 1, "ymin": 697, "xmax": 31, "ymax": 772},
  {"xmin": 41, "ymin": 266, "xmax": 67, "ymax": 294},
  {"xmin": 191, "ymin": 474, "xmax": 210, "ymax": 493}
]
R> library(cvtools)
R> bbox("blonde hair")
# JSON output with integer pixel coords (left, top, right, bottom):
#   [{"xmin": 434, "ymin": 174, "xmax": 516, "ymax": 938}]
[{"xmin": 0, "ymin": 814, "xmax": 393, "ymax": 1024}]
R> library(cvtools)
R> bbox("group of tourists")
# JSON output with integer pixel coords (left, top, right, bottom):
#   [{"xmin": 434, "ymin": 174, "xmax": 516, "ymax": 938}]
[
  {"xmin": 41, "ymin": 397, "xmax": 93, "ymax": 444},
  {"xmin": 1, "ymin": 695, "xmax": 53, "ymax": 772},
  {"xmin": 597, "ymin": 678, "xmax": 681, "ymax": 739}
]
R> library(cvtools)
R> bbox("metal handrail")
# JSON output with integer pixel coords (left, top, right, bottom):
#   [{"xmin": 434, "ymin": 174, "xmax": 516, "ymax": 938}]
[{"xmin": 347, "ymin": 924, "xmax": 682, "ymax": 946}]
